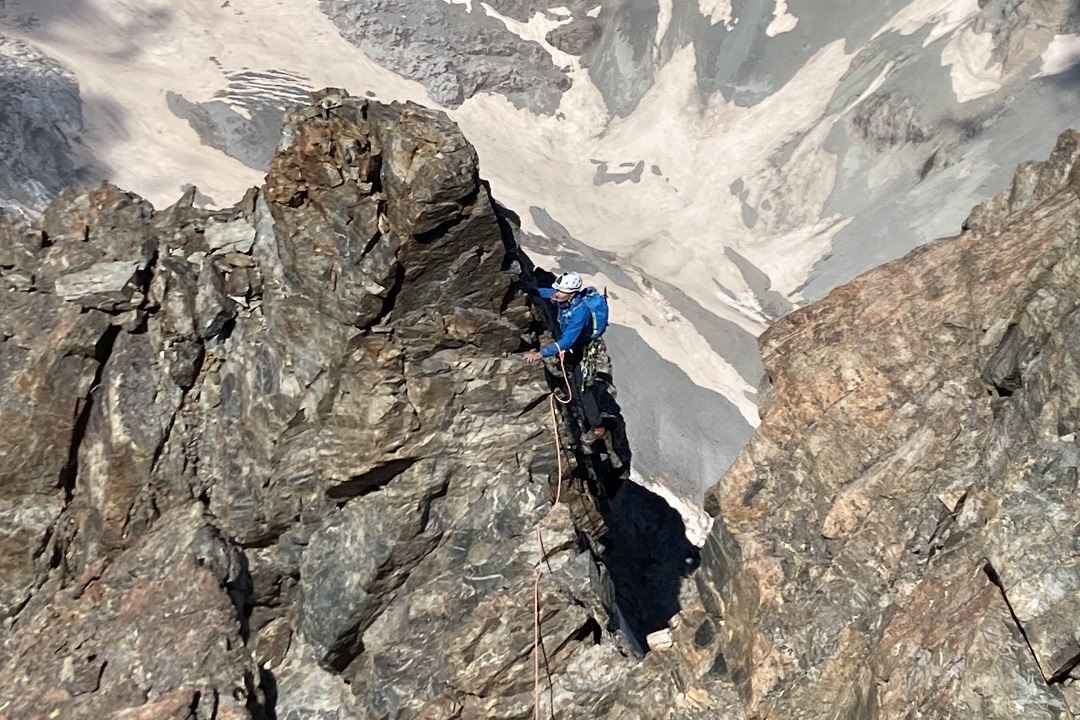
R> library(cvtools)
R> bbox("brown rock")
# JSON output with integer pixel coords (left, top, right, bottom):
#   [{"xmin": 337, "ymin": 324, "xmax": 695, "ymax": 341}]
[{"xmin": 694, "ymin": 129, "xmax": 1080, "ymax": 718}]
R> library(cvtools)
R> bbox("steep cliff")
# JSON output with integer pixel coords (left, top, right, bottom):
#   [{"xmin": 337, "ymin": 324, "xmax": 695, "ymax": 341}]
[
  {"xmin": 0, "ymin": 91, "xmax": 706, "ymax": 719},
  {"xmin": 10, "ymin": 84, "xmax": 1080, "ymax": 720},
  {"xmin": 686, "ymin": 130, "xmax": 1080, "ymax": 718}
]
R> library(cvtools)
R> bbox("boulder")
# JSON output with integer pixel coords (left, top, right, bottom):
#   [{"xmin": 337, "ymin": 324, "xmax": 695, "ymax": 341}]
[{"xmin": 54, "ymin": 260, "xmax": 145, "ymax": 312}]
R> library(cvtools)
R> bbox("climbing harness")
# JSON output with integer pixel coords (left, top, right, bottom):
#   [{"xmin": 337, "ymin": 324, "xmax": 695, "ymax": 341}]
[{"xmin": 581, "ymin": 338, "xmax": 607, "ymax": 387}]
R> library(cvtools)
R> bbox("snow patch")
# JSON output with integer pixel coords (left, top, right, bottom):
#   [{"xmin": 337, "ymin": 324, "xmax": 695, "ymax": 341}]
[
  {"xmin": 480, "ymin": 4, "xmax": 576, "ymax": 67},
  {"xmin": 631, "ymin": 468, "xmax": 714, "ymax": 547},
  {"xmin": 587, "ymin": 267, "xmax": 762, "ymax": 425},
  {"xmin": 941, "ymin": 26, "xmax": 1003, "ymax": 102},
  {"xmin": 875, "ymin": 0, "xmax": 980, "ymax": 47},
  {"xmin": 765, "ymin": 0, "xmax": 798, "ymax": 37},
  {"xmin": 1036, "ymin": 34, "xmax": 1080, "ymax": 78},
  {"xmin": 697, "ymin": 0, "xmax": 734, "ymax": 29},
  {"xmin": 656, "ymin": 0, "xmax": 673, "ymax": 46}
]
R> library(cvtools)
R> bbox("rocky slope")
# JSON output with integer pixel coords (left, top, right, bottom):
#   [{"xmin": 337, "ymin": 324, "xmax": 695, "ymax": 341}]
[
  {"xmin": 6, "ymin": 0, "xmax": 1080, "ymax": 501},
  {"xmin": 682, "ymin": 129, "xmax": 1080, "ymax": 717},
  {"xmin": 0, "ymin": 92, "xmax": 712, "ymax": 719},
  {"xmin": 0, "ymin": 31, "xmax": 83, "ymax": 219},
  {"xmin": 9, "ymin": 84, "xmax": 1080, "ymax": 720}
]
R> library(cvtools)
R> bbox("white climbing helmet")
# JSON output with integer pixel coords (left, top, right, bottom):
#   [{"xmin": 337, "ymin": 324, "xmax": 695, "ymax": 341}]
[{"xmin": 552, "ymin": 271, "xmax": 583, "ymax": 293}]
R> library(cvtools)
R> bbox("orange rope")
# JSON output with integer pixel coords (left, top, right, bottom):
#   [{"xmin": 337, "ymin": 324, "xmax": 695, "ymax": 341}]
[
  {"xmin": 548, "ymin": 395, "xmax": 564, "ymax": 505},
  {"xmin": 545, "ymin": 350, "xmax": 572, "ymax": 505},
  {"xmin": 554, "ymin": 350, "xmax": 573, "ymax": 406},
  {"xmin": 533, "ymin": 568, "xmax": 543, "ymax": 720}
]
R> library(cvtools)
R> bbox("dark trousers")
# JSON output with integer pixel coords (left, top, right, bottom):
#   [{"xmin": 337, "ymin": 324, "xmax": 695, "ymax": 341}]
[{"xmin": 568, "ymin": 363, "xmax": 603, "ymax": 429}]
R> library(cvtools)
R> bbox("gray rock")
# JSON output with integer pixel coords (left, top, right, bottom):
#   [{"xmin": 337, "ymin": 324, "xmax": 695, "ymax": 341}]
[
  {"xmin": 0, "ymin": 34, "xmax": 83, "ymax": 216},
  {"xmin": 546, "ymin": 17, "xmax": 603, "ymax": 55},
  {"xmin": 194, "ymin": 260, "xmax": 238, "ymax": 339},
  {"xmin": 54, "ymin": 260, "xmax": 145, "ymax": 312},
  {"xmin": 299, "ymin": 460, "xmax": 450, "ymax": 670},
  {"xmin": 205, "ymin": 218, "xmax": 257, "ymax": 255},
  {"xmin": 0, "ymin": 505, "xmax": 256, "ymax": 719},
  {"xmin": 0, "ymin": 92, "xmax": 708, "ymax": 720},
  {"xmin": 319, "ymin": 0, "xmax": 570, "ymax": 113}
]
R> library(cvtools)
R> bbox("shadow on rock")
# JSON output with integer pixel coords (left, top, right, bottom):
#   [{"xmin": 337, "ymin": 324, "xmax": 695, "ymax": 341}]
[
  {"xmin": 247, "ymin": 666, "xmax": 278, "ymax": 720},
  {"xmin": 600, "ymin": 480, "xmax": 699, "ymax": 650}
]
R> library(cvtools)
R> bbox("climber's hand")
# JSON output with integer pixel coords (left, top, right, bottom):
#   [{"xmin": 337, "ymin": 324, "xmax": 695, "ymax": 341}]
[{"xmin": 523, "ymin": 350, "xmax": 542, "ymax": 364}]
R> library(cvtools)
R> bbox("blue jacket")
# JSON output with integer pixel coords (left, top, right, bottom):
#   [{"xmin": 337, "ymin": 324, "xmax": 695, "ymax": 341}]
[{"xmin": 538, "ymin": 288, "xmax": 592, "ymax": 359}]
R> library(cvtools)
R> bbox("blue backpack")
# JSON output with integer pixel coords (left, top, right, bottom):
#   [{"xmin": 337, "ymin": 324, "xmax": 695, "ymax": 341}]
[{"xmin": 580, "ymin": 287, "xmax": 609, "ymax": 339}]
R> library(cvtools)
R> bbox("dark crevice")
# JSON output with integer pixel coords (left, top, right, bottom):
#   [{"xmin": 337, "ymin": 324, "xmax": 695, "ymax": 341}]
[
  {"xmin": 375, "ymin": 260, "xmax": 407, "ymax": 324},
  {"xmin": 217, "ymin": 316, "xmax": 238, "ymax": 342},
  {"xmin": 1048, "ymin": 653, "xmax": 1080, "ymax": 685},
  {"xmin": 418, "ymin": 480, "xmax": 450, "ymax": 536},
  {"xmin": 327, "ymin": 457, "xmax": 420, "ymax": 502},
  {"xmin": 59, "ymin": 325, "xmax": 121, "ymax": 503},
  {"xmin": 497, "ymin": 282, "xmax": 517, "ymax": 314},
  {"xmin": 411, "ymin": 189, "xmax": 481, "ymax": 245},
  {"xmin": 48, "ymin": 537, "xmax": 63, "ymax": 570},
  {"xmin": 982, "ymin": 323, "xmax": 1031, "ymax": 398},
  {"xmin": 9, "ymin": 592, "xmax": 33, "ymax": 623},
  {"xmin": 412, "ymin": 212, "xmax": 468, "ymax": 245},
  {"xmin": 984, "ymin": 561, "xmax": 1045, "ymax": 680},
  {"xmin": 246, "ymin": 667, "xmax": 278, "ymax": 720},
  {"xmin": 231, "ymin": 553, "xmax": 255, "ymax": 643},
  {"xmin": 573, "ymin": 616, "xmax": 603, "ymax": 646},
  {"xmin": 148, "ymin": 402, "xmax": 183, "ymax": 478},
  {"xmin": 516, "ymin": 391, "xmax": 553, "ymax": 418}
]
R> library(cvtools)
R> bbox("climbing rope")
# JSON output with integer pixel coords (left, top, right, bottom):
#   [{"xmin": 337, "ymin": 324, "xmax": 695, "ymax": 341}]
[
  {"xmin": 533, "ymin": 568, "xmax": 543, "ymax": 720},
  {"xmin": 533, "ymin": 350, "xmax": 577, "ymax": 719},
  {"xmin": 554, "ymin": 349, "xmax": 573, "ymax": 406},
  {"xmin": 548, "ymin": 396, "xmax": 564, "ymax": 505},
  {"xmin": 548, "ymin": 350, "xmax": 572, "ymax": 505}
]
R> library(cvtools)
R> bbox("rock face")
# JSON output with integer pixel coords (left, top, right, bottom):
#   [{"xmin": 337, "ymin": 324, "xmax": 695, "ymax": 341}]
[
  {"xmin": 0, "ymin": 33, "xmax": 83, "ymax": 217},
  {"xmin": 319, "ymin": 0, "xmax": 571, "ymax": 112},
  {"xmin": 10, "ymin": 0, "xmax": 1080, "ymax": 511},
  {"xmin": 686, "ymin": 129, "xmax": 1080, "ymax": 718},
  {"xmin": 0, "ymin": 91, "xmax": 711, "ymax": 719},
  {"xmin": 14, "ymin": 85, "xmax": 1080, "ymax": 720}
]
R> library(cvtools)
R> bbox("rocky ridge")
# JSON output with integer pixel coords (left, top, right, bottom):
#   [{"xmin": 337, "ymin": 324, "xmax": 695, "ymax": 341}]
[
  {"xmin": 8, "ymin": 83, "xmax": 1080, "ymax": 720},
  {"xmin": 0, "ymin": 91, "xmax": 705, "ymax": 719},
  {"xmin": 685, "ymin": 129, "xmax": 1080, "ymax": 718}
]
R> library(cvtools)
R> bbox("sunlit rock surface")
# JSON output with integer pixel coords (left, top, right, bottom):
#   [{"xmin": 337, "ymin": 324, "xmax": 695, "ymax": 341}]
[
  {"xmin": 4, "ymin": 0, "xmax": 1079, "ymax": 497},
  {"xmin": 0, "ymin": 93, "xmax": 713, "ymax": 719},
  {"xmin": 688, "ymin": 129, "xmax": 1080, "ymax": 718}
]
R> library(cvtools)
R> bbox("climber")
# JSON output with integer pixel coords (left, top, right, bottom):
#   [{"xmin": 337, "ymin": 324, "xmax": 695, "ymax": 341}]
[{"xmin": 523, "ymin": 271, "xmax": 609, "ymax": 446}]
